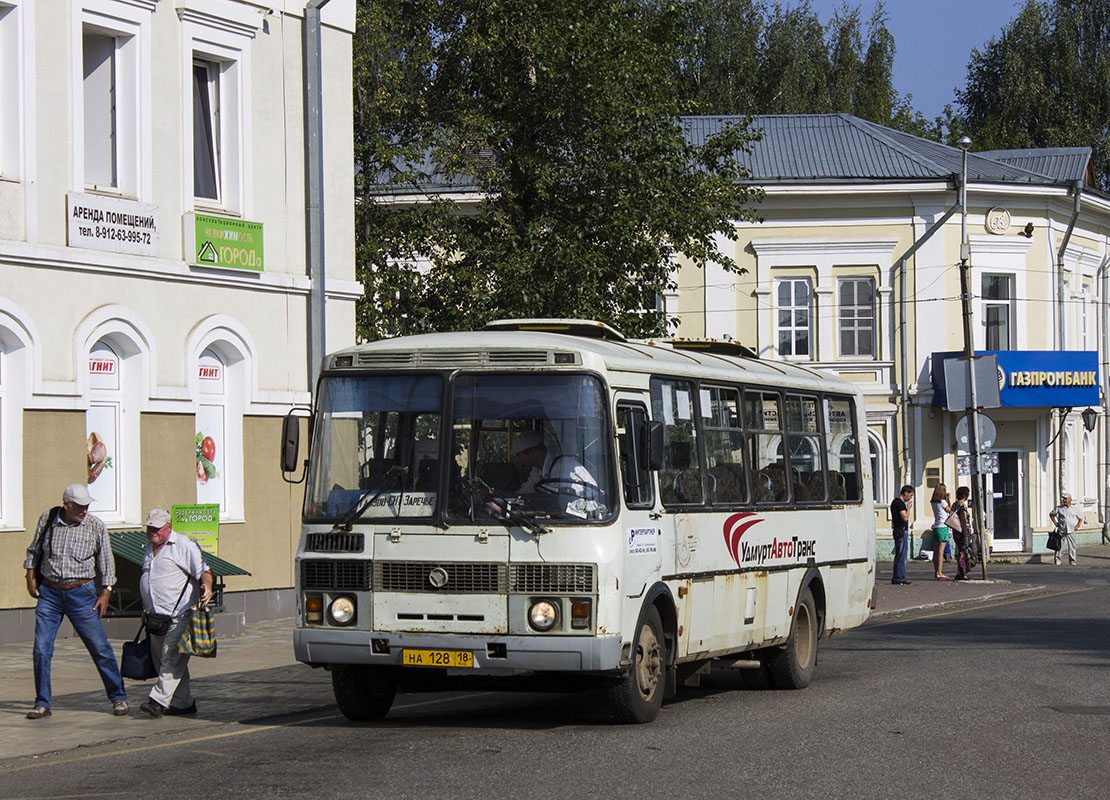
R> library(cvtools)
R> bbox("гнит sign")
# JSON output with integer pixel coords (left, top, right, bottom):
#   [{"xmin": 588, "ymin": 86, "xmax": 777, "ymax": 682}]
[
  {"xmin": 172, "ymin": 503, "xmax": 220, "ymax": 557},
  {"xmin": 184, "ymin": 213, "xmax": 264, "ymax": 272},
  {"xmin": 67, "ymin": 192, "xmax": 160, "ymax": 256}
]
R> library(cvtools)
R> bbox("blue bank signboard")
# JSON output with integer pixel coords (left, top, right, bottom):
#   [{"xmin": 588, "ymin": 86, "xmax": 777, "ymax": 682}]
[{"xmin": 932, "ymin": 350, "xmax": 1099, "ymax": 408}]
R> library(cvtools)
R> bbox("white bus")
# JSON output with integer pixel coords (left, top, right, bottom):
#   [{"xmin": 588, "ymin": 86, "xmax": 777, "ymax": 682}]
[{"xmin": 283, "ymin": 319, "xmax": 876, "ymax": 723}]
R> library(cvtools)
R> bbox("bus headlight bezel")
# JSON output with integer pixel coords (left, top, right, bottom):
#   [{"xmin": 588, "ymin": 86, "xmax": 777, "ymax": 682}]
[
  {"xmin": 528, "ymin": 599, "xmax": 560, "ymax": 632},
  {"xmin": 327, "ymin": 595, "xmax": 357, "ymax": 626}
]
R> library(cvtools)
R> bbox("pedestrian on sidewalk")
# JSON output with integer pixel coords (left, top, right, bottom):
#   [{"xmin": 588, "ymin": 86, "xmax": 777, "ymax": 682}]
[
  {"xmin": 890, "ymin": 485, "xmax": 914, "ymax": 585},
  {"xmin": 951, "ymin": 486, "xmax": 973, "ymax": 580},
  {"xmin": 138, "ymin": 508, "xmax": 213, "ymax": 718},
  {"xmin": 22, "ymin": 483, "xmax": 128, "ymax": 719},
  {"xmin": 1048, "ymin": 492, "xmax": 1082, "ymax": 566},
  {"xmin": 930, "ymin": 484, "xmax": 952, "ymax": 580}
]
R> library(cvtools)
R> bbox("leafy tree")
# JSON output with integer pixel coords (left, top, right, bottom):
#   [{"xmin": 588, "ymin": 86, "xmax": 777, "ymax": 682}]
[
  {"xmin": 954, "ymin": 0, "xmax": 1110, "ymax": 190},
  {"xmin": 355, "ymin": 0, "xmax": 763, "ymax": 340}
]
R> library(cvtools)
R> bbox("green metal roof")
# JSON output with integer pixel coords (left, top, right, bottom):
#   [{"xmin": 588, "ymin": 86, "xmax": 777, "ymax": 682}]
[{"xmin": 110, "ymin": 530, "xmax": 251, "ymax": 577}]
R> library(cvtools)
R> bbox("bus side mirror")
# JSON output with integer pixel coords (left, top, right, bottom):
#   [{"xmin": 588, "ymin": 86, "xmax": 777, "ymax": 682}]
[
  {"xmin": 281, "ymin": 414, "xmax": 300, "ymax": 474},
  {"xmin": 647, "ymin": 420, "xmax": 665, "ymax": 472}
]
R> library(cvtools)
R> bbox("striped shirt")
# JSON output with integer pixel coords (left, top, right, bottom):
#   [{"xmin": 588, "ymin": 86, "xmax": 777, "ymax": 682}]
[{"xmin": 23, "ymin": 508, "xmax": 117, "ymax": 585}]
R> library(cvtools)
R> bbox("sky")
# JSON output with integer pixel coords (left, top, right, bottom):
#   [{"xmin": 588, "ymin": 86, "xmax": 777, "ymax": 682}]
[{"xmin": 804, "ymin": 0, "xmax": 1028, "ymax": 121}]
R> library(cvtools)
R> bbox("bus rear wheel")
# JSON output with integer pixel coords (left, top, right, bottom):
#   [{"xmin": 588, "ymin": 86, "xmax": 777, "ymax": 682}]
[
  {"xmin": 767, "ymin": 587, "xmax": 819, "ymax": 689},
  {"xmin": 331, "ymin": 666, "xmax": 397, "ymax": 721},
  {"xmin": 606, "ymin": 606, "xmax": 665, "ymax": 724}
]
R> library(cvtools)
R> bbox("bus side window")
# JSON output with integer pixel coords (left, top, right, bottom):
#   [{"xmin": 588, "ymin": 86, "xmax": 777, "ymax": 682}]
[
  {"xmin": 824, "ymin": 396, "xmax": 862, "ymax": 503},
  {"xmin": 617, "ymin": 404, "xmax": 654, "ymax": 508},
  {"xmin": 651, "ymin": 378, "xmax": 704, "ymax": 506},
  {"xmin": 785, "ymin": 394, "xmax": 825, "ymax": 503},
  {"xmin": 703, "ymin": 385, "xmax": 747, "ymax": 504}
]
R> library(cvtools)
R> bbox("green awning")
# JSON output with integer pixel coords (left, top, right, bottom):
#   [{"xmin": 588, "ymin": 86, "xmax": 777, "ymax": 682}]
[{"xmin": 109, "ymin": 530, "xmax": 251, "ymax": 577}]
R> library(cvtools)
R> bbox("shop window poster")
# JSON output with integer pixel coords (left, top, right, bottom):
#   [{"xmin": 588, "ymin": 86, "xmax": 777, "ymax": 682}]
[
  {"xmin": 172, "ymin": 503, "xmax": 219, "ymax": 556},
  {"xmin": 86, "ymin": 403, "xmax": 118, "ymax": 516},
  {"xmin": 195, "ymin": 403, "xmax": 224, "ymax": 511}
]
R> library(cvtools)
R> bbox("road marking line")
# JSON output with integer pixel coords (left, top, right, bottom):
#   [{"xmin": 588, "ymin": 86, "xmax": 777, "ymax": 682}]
[{"xmin": 867, "ymin": 586, "xmax": 1090, "ymax": 627}]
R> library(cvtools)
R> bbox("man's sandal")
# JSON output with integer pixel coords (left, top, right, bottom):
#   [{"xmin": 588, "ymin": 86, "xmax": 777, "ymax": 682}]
[{"xmin": 26, "ymin": 707, "xmax": 51, "ymax": 719}]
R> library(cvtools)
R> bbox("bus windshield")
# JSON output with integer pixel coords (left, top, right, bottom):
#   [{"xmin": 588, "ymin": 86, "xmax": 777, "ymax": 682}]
[
  {"xmin": 305, "ymin": 374, "xmax": 444, "ymax": 521},
  {"xmin": 447, "ymin": 373, "xmax": 615, "ymax": 524}
]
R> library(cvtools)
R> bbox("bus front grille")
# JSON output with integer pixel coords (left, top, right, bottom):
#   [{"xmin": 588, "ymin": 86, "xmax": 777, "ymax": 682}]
[
  {"xmin": 305, "ymin": 532, "xmax": 365, "ymax": 553},
  {"xmin": 375, "ymin": 562, "xmax": 508, "ymax": 593},
  {"xmin": 302, "ymin": 559, "xmax": 372, "ymax": 591},
  {"xmin": 509, "ymin": 564, "xmax": 596, "ymax": 593}
]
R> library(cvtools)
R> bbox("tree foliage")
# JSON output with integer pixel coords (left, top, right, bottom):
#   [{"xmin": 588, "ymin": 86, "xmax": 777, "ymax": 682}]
[
  {"xmin": 677, "ymin": 1, "xmax": 935, "ymax": 136},
  {"xmin": 953, "ymin": 0, "xmax": 1110, "ymax": 191},
  {"xmin": 354, "ymin": 0, "xmax": 763, "ymax": 341}
]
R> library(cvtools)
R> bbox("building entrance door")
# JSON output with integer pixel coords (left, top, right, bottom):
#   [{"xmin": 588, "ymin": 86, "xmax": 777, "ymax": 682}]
[{"xmin": 990, "ymin": 451, "xmax": 1022, "ymax": 552}]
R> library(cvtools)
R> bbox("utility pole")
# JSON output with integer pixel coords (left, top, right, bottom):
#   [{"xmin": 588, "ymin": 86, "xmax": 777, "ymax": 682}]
[{"xmin": 957, "ymin": 135, "xmax": 989, "ymax": 580}]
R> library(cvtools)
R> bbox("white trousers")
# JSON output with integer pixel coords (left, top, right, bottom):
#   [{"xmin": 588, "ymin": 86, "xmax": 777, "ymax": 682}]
[
  {"xmin": 149, "ymin": 615, "xmax": 193, "ymax": 709},
  {"xmin": 1053, "ymin": 532, "xmax": 1078, "ymax": 565}
]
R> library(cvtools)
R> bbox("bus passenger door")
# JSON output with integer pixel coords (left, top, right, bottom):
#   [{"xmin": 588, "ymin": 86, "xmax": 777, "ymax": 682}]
[{"xmin": 615, "ymin": 400, "xmax": 662, "ymax": 600}]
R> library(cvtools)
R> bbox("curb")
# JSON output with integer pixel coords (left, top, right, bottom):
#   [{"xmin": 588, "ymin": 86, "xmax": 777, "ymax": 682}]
[{"xmin": 868, "ymin": 584, "xmax": 1048, "ymax": 621}]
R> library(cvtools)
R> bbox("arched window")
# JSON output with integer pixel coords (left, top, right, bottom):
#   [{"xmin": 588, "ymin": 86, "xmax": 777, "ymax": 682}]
[
  {"xmin": 1082, "ymin": 430, "xmax": 1096, "ymax": 503},
  {"xmin": 190, "ymin": 335, "xmax": 247, "ymax": 522},
  {"xmin": 86, "ymin": 339, "xmax": 127, "ymax": 520},
  {"xmin": 1, "ymin": 301, "xmax": 38, "ymax": 528},
  {"xmin": 865, "ymin": 431, "xmax": 886, "ymax": 504}
]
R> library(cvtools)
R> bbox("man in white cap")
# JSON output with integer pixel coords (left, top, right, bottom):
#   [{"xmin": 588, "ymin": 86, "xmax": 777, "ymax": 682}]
[
  {"xmin": 511, "ymin": 429, "xmax": 598, "ymax": 516},
  {"xmin": 138, "ymin": 508, "xmax": 213, "ymax": 717},
  {"xmin": 1048, "ymin": 491, "xmax": 1083, "ymax": 566},
  {"xmin": 23, "ymin": 483, "xmax": 127, "ymax": 719}
]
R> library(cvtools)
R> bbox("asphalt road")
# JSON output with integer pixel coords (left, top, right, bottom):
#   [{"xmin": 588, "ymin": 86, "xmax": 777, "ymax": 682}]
[{"xmin": 2, "ymin": 563, "xmax": 1108, "ymax": 800}]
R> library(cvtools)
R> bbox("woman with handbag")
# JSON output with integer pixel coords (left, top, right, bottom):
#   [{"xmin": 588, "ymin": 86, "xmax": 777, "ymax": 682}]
[
  {"xmin": 949, "ymin": 486, "xmax": 973, "ymax": 580},
  {"xmin": 930, "ymin": 484, "xmax": 951, "ymax": 580},
  {"xmin": 137, "ymin": 509, "xmax": 213, "ymax": 718}
]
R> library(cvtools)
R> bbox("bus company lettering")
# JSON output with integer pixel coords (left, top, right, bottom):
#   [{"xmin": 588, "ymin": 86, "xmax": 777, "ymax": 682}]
[
  {"xmin": 723, "ymin": 512, "xmax": 816, "ymax": 567},
  {"xmin": 739, "ymin": 536, "xmax": 816, "ymax": 566},
  {"xmin": 627, "ymin": 527, "xmax": 658, "ymax": 555}
]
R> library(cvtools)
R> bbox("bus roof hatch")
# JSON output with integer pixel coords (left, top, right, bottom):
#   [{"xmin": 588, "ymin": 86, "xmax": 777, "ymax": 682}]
[{"xmin": 484, "ymin": 319, "xmax": 627, "ymax": 342}]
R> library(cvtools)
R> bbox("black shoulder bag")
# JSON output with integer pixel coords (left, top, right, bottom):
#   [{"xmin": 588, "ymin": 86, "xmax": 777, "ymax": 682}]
[
  {"xmin": 145, "ymin": 579, "xmax": 190, "ymax": 636},
  {"xmin": 32, "ymin": 506, "xmax": 62, "ymax": 586}
]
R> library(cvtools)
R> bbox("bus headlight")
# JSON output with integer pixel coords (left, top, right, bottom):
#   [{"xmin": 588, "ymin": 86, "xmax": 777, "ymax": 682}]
[
  {"xmin": 528, "ymin": 599, "xmax": 559, "ymax": 631},
  {"xmin": 328, "ymin": 596, "xmax": 356, "ymax": 626}
]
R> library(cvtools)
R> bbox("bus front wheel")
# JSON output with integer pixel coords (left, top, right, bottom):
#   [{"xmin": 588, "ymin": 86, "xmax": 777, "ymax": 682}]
[
  {"xmin": 606, "ymin": 606, "xmax": 666, "ymax": 724},
  {"xmin": 767, "ymin": 587, "xmax": 819, "ymax": 689},
  {"xmin": 331, "ymin": 666, "xmax": 397, "ymax": 721}
]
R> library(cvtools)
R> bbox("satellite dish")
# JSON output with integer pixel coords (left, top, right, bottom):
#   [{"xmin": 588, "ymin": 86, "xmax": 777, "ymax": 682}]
[{"xmin": 955, "ymin": 414, "xmax": 997, "ymax": 450}]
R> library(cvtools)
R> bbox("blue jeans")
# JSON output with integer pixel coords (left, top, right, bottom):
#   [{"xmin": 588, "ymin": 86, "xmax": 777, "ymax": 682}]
[
  {"xmin": 32, "ymin": 582, "xmax": 126, "ymax": 708},
  {"xmin": 892, "ymin": 533, "xmax": 908, "ymax": 583}
]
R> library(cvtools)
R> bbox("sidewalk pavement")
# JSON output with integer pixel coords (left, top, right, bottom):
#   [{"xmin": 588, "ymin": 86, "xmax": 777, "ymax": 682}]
[{"xmin": 4, "ymin": 545, "xmax": 1108, "ymax": 762}]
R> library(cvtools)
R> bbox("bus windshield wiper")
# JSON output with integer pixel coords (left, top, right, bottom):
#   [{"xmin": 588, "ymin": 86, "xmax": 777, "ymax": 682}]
[
  {"xmin": 473, "ymin": 478, "xmax": 552, "ymax": 536},
  {"xmin": 333, "ymin": 465, "xmax": 406, "ymax": 531}
]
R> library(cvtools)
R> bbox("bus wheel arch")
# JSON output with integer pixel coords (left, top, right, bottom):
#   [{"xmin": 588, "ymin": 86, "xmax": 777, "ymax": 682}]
[
  {"xmin": 767, "ymin": 573, "xmax": 823, "ymax": 690},
  {"xmin": 606, "ymin": 585, "xmax": 675, "ymax": 723}
]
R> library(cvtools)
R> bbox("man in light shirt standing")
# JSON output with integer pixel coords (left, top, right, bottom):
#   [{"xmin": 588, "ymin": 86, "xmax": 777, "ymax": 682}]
[
  {"xmin": 1049, "ymin": 492, "xmax": 1083, "ymax": 566},
  {"xmin": 138, "ymin": 509, "xmax": 213, "ymax": 717}
]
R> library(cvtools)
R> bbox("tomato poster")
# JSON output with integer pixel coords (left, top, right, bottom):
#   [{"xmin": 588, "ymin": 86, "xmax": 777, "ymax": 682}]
[
  {"xmin": 195, "ymin": 406, "xmax": 224, "ymax": 510},
  {"xmin": 172, "ymin": 504, "xmax": 220, "ymax": 556}
]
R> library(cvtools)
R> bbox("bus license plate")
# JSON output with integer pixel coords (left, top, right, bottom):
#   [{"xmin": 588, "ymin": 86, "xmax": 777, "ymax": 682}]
[{"xmin": 401, "ymin": 649, "xmax": 474, "ymax": 668}]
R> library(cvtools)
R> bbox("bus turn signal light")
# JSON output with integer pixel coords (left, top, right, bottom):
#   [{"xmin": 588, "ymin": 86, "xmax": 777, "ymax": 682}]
[
  {"xmin": 305, "ymin": 594, "xmax": 323, "ymax": 625},
  {"xmin": 570, "ymin": 599, "xmax": 591, "ymax": 629}
]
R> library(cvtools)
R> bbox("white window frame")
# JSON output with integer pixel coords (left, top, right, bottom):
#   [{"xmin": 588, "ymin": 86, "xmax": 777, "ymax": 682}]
[
  {"xmin": 70, "ymin": 0, "xmax": 152, "ymax": 199},
  {"xmin": 178, "ymin": 2, "xmax": 258, "ymax": 216},
  {"xmin": 837, "ymin": 277, "xmax": 876, "ymax": 359},
  {"xmin": 775, "ymin": 277, "xmax": 813, "ymax": 360},
  {"xmin": 188, "ymin": 316, "xmax": 255, "ymax": 524},
  {"xmin": 0, "ymin": 0, "xmax": 24, "ymax": 182},
  {"xmin": 981, "ymin": 273, "xmax": 1015, "ymax": 351}
]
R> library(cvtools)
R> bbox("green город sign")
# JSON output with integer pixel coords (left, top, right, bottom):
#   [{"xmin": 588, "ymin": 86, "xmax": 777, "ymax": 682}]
[{"xmin": 187, "ymin": 213, "xmax": 264, "ymax": 272}]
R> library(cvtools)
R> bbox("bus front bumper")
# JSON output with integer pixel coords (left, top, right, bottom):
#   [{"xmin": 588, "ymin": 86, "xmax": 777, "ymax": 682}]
[{"xmin": 295, "ymin": 627, "xmax": 623, "ymax": 673}]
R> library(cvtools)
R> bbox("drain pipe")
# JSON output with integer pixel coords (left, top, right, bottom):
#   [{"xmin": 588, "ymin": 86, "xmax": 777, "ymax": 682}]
[
  {"xmin": 304, "ymin": 0, "xmax": 332, "ymax": 398},
  {"xmin": 893, "ymin": 201, "xmax": 960, "ymax": 557},
  {"xmin": 894, "ymin": 202, "xmax": 961, "ymax": 485},
  {"xmin": 1055, "ymin": 181, "xmax": 1083, "ymax": 498},
  {"xmin": 1100, "ymin": 252, "xmax": 1110, "ymax": 543}
]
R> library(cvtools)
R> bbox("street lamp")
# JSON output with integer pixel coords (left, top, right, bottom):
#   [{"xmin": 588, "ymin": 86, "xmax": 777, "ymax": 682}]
[{"xmin": 1082, "ymin": 407, "xmax": 1098, "ymax": 432}]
